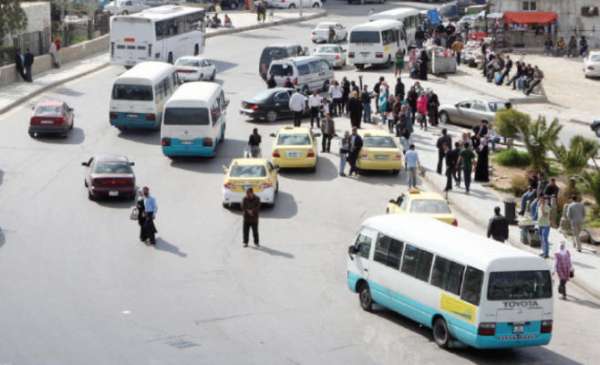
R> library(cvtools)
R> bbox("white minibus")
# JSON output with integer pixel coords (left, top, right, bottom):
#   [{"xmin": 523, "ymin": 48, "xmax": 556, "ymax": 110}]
[
  {"xmin": 347, "ymin": 215, "xmax": 553, "ymax": 350},
  {"xmin": 110, "ymin": 5, "xmax": 206, "ymax": 67},
  {"xmin": 268, "ymin": 56, "xmax": 334, "ymax": 93},
  {"xmin": 347, "ymin": 19, "xmax": 406, "ymax": 70},
  {"xmin": 161, "ymin": 82, "xmax": 228, "ymax": 157},
  {"xmin": 368, "ymin": 7, "xmax": 421, "ymax": 45},
  {"xmin": 109, "ymin": 61, "xmax": 178, "ymax": 130}
]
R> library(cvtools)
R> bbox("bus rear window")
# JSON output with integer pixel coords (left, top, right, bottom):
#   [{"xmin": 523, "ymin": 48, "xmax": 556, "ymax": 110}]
[
  {"xmin": 163, "ymin": 107, "xmax": 210, "ymax": 125},
  {"xmin": 488, "ymin": 271, "xmax": 552, "ymax": 301},
  {"xmin": 350, "ymin": 31, "xmax": 380, "ymax": 43},
  {"xmin": 112, "ymin": 84, "xmax": 153, "ymax": 101}
]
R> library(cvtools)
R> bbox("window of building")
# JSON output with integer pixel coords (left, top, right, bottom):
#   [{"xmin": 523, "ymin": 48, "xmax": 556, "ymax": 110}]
[
  {"xmin": 522, "ymin": 1, "xmax": 537, "ymax": 11},
  {"xmin": 401, "ymin": 244, "xmax": 433, "ymax": 282},
  {"xmin": 431, "ymin": 256, "xmax": 465, "ymax": 296}
]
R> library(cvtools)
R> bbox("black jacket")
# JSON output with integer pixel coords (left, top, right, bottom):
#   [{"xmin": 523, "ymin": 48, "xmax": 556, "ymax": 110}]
[
  {"xmin": 487, "ymin": 215, "xmax": 509, "ymax": 242},
  {"xmin": 436, "ymin": 135, "xmax": 452, "ymax": 151},
  {"xmin": 24, "ymin": 52, "xmax": 34, "ymax": 67}
]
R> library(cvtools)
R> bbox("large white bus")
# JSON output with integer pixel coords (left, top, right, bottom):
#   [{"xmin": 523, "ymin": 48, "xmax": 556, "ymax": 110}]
[
  {"xmin": 368, "ymin": 7, "xmax": 421, "ymax": 46},
  {"xmin": 347, "ymin": 19, "xmax": 406, "ymax": 70},
  {"xmin": 347, "ymin": 215, "xmax": 553, "ymax": 349},
  {"xmin": 110, "ymin": 5, "xmax": 206, "ymax": 67},
  {"xmin": 109, "ymin": 61, "xmax": 178, "ymax": 130}
]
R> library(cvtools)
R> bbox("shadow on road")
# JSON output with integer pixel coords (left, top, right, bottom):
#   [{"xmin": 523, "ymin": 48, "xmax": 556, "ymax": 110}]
[
  {"xmin": 252, "ymin": 244, "xmax": 294, "ymax": 259},
  {"xmin": 168, "ymin": 139, "xmax": 248, "ymax": 174},
  {"xmin": 33, "ymin": 127, "xmax": 85, "ymax": 145},
  {"xmin": 279, "ymin": 156, "xmax": 338, "ymax": 182},
  {"xmin": 262, "ymin": 191, "xmax": 298, "ymax": 219},
  {"xmin": 155, "ymin": 237, "xmax": 187, "ymax": 258},
  {"xmin": 94, "ymin": 196, "xmax": 136, "ymax": 209},
  {"xmin": 117, "ymin": 129, "xmax": 161, "ymax": 146}
]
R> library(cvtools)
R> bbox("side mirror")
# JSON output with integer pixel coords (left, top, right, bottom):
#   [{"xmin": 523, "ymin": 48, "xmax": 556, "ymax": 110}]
[
  {"xmin": 224, "ymin": 99, "xmax": 230, "ymax": 108},
  {"xmin": 455, "ymin": 103, "xmax": 460, "ymax": 108},
  {"xmin": 269, "ymin": 133, "xmax": 276, "ymax": 137},
  {"xmin": 81, "ymin": 161, "xmax": 89, "ymax": 166},
  {"xmin": 222, "ymin": 165, "xmax": 228, "ymax": 173},
  {"xmin": 129, "ymin": 162, "xmax": 135, "ymax": 166},
  {"xmin": 389, "ymin": 199, "xmax": 396, "ymax": 203},
  {"xmin": 348, "ymin": 245, "xmax": 358, "ymax": 260}
]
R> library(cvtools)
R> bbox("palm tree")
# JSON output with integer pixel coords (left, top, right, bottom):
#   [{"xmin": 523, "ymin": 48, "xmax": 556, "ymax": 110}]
[
  {"xmin": 520, "ymin": 116, "xmax": 562, "ymax": 173},
  {"xmin": 553, "ymin": 136, "xmax": 600, "ymax": 175}
]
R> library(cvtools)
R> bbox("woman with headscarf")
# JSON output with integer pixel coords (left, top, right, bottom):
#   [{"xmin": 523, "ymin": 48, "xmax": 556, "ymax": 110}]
[
  {"xmin": 474, "ymin": 137, "xmax": 489, "ymax": 182},
  {"xmin": 427, "ymin": 90, "xmax": 440, "ymax": 127},
  {"xmin": 555, "ymin": 241, "xmax": 573, "ymax": 300},
  {"xmin": 416, "ymin": 91, "xmax": 429, "ymax": 131},
  {"xmin": 418, "ymin": 49, "xmax": 429, "ymax": 81},
  {"xmin": 341, "ymin": 77, "xmax": 350, "ymax": 115},
  {"xmin": 348, "ymin": 91, "xmax": 363, "ymax": 129}
]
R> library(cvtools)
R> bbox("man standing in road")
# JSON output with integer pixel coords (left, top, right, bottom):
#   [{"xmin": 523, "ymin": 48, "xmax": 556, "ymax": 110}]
[
  {"xmin": 308, "ymin": 90, "xmax": 323, "ymax": 129},
  {"xmin": 320, "ymin": 113, "xmax": 335, "ymax": 153},
  {"xmin": 487, "ymin": 206, "xmax": 509, "ymax": 243},
  {"xmin": 451, "ymin": 37, "xmax": 464, "ymax": 65},
  {"xmin": 404, "ymin": 144, "xmax": 420, "ymax": 189},
  {"xmin": 443, "ymin": 143, "xmax": 458, "ymax": 198},
  {"xmin": 24, "ymin": 48, "xmax": 34, "ymax": 82},
  {"xmin": 436, "ymin": 128, "xmax": 452, "ymax": 174},
  {"xmin": 373, "ymin": 77, "xmax": 384, "ymax": 114},
  {"xmin": 14, "ymin": 49, "xmax": 26, "ymax": 81},
  {"xmin": 248, "ymin": 128, "xmax": 262, "ymax": 157},
  {"xmin": 347, "ymin": 127, "xmax": 363, "ymax": 177},
  {"xmin": 457, "ymin": 142, "xmax": 475, "ymax": 194},
  {"xmin": 289, "ymin": 90, "xmax": 306, "ymax": 127},
  {"xmin": 242, "ymin": 188, "xmax": 260, "ymax": 248},
  {"xmin": 566, "ymin": 195, "xmax": 586, "ymax": 252},
  {"xmin": 360, "ymin": 85, "xmax": 372, "ymax": 124},
  {"xmin": 142, "ymin": 186, "xmax": 158, "ymax": 245}
]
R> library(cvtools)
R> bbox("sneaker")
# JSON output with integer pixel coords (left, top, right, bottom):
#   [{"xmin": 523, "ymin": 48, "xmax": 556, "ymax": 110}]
[
  {"xmin": 254, "ymin": 242, "xmax": 260, "ymax": 247},
  {"xmin": 243, "ymin": 243, "xmax": 248, "ymax": 248}
]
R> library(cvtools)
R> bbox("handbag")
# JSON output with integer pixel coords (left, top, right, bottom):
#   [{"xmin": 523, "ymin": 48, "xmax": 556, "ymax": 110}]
[{"xmin": 130, "ymin": 207, "xmax": 139, "ymax": 221}]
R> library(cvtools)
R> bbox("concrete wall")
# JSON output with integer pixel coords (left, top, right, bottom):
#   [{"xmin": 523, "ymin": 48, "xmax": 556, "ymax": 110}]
[{"xmin": 0, "ymin": 35, "xmax": 108, "ymax": 87}]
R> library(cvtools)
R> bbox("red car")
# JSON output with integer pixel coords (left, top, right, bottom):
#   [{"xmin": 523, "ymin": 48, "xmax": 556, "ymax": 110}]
[
  {"xmin": 82, "ymin": 154, "xmax": 136, "ymax": 200},
  {"xmin": 29, "ymin": 99, "xmax": 74, "ymax": 138}
]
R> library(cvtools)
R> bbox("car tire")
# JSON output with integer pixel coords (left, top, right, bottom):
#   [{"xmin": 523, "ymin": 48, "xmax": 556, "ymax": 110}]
[
  {"xmin": 358, "ymin": 282, "xmax": 373, "ymax": 312},
  {"xmin": 309, "ymin": 164, "xmax": 317, "ymax": 173},
  {"xmin": 266, "ymin": 111, "xmax": 278, "ymax": 123},
  {"xmin": 88, "ymin": 191, "xmax": 96, "ymax": 201},
  {"xmin": 28, "ymin": 131, "xmax": 35, "ymax": 138},
  {"xmin": 122, "ymin": 10, "xmax": 129, "ymax": 15},
  {"xmin": 289, "ymin": 3, "xmax": 296, "ymax": 8},
  {"xmin": 440, "ymin": 111, "xmax": 450, "ymax": 124},
  {"xmin": 355, "ymin": 64, "xmax": 364, "ymax": 71},
  {"xmin": 312, "ymin": 2, "xmax": 320, "ymax": 7},
  {"xmin": 433, "ymin": 317, "xmax": 451, "ymax": 349},
  {"xmin": 84, "ymin": 180, "xmax": 88, "ymax": 188},
  {"xmin": 392, "ymin": 169, "xmax": 399, "ymax": 175}
]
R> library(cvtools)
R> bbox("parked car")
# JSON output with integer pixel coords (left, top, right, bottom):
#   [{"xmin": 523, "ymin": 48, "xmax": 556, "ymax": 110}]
[
  {"xmin": 439, "ymin": 99, "xmax": 506, "ymax": 128},
  {"xmin": 312, "ymin": 44, "xmax": 346, "ymax": 68},
  {"xmin": 28, "ymin": 99, "xmax": 74, "ymax": 138},
  {"xmin": 583, "ymin": 51, "xmax": 600, "ymax": 78},
  {"xmin": 269, "ymin": 0, "xmax": 322, "ymax": 9},
  {"xmin": 175, "ymin": 56, "xmax": 216, "ymax": 82},
  {"xmin": 82, "ymin": 154, "xmax": 136, "ymax": 200},
  {"xmin": 592, "ymin": 120, "xmax": 600, "ymax": 137},
  {"xmin": 104, "ymin": 0, "xmax": 148, "ymax": 15},
  {"xmin": 240, "ymin": 87, "xmax": 296, "ymax": 123},
  {"xmin": 259, "ymin": 43, "xmax": 307, "ymax": 79},
  {"xmin": 311, "ymin": 22, "xmax": 347, "ymax": 43}
]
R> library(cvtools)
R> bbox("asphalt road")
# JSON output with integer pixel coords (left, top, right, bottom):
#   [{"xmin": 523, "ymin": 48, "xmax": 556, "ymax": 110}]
[{"xmin": 1, "ymin": 3, "xmax": 599, "ymax": 364}]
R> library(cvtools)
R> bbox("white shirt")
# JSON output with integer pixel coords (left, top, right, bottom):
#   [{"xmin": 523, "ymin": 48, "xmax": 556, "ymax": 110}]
[
  {"xmin": 329, "ymin": 85, "xmax": 342, "ymax": 99},
  {"xmin": 308, "ymin": 94, "xmax": 323, "ymax": 108},
  {"xmin": 289, "ymin": 92, "xmax": 306, "ymax": 112}
]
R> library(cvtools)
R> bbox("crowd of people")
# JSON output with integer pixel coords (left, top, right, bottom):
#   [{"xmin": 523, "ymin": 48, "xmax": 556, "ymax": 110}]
[{"xmin": 544, "ymin": 35, "xmax": 589, "ymax": 58}]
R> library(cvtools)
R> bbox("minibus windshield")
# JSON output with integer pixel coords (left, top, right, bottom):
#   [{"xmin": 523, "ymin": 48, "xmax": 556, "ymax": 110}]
[
  {"xmin": 350, "ymin": 31, "xmax": 380, "ymax": 43},
  {"xmin": 112, "ymin": 84, "xmax": 153, "ymax": 101},
  {"xmin": 488, "ymin": 270, "xmax": 552, "ymax": 300}
]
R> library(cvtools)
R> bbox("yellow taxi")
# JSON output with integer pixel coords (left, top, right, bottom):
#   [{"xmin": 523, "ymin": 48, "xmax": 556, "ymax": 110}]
[
  {"xmin": 386, "ymin": 189, "xmax": 458, "ymax": 226},
  {"xmin": 270, "ymin": 126, "xmax": 318, "ymax": 171},
  {"xmin": 222, "ymin": 158, "xmax": 279, "ymax": 207},
  {"xmin": 357, "ymin": 129, "xmax": 403, "ymax": 174}
]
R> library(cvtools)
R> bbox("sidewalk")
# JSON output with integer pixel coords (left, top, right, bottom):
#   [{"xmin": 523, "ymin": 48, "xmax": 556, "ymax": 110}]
[
  {"xmin": 412, "ymin": 126, "xmax": 600, "ymax": 299},
  {"xmin": 0, "ymin": 9, "xmax": 325, "ymax": 115}
]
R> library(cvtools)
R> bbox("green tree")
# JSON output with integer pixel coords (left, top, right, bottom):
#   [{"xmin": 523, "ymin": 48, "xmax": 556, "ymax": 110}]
[
  {"xmin": 0, "ymin": 0, "xmax": 27, "ymax": 45},
  {"xmin": 553, "ymin": 136, "xmax": 600, "ymax": 176},
  {"xmin": 519, "ymin": 116, "xmax": 562, "ymax": 173},
  {"xmin": 494, "ymin": 109, "xmax": 530, "ymax": 148}
]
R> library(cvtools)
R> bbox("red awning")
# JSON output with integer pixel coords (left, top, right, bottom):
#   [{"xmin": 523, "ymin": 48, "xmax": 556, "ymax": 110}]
[{"xmin": 504, "ymin": 11, "xmax": 558, "ymax": 25}]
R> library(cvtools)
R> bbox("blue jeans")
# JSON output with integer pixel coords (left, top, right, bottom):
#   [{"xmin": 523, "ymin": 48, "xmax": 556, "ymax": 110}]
[
  {"xmin": 530, "ymin": 199, "xmax": 539, "ymax": 220},
  {"xmin": 407, "ymin": 167, "xmax": 417, "ymax": 188},
  {"xmin": 539, "ymin": 226, "xmax": 550, "ymax": 257},
  {"xmin": 520, "ymin": 190, "xmax": 536, "ymax": 214},
  {"xmin": 339, "ymin": 153, "xmax": 347, "ymax": 175},
  {"xmin": 362, "ymin": 103, "xmax": 371, "ymax": 124}
]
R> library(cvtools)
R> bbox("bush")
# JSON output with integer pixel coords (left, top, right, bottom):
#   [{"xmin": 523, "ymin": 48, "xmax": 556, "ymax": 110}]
[
  {"xmin": 510, "ymin": 174, "xmax": 529, "ymax": 197},
  {"xmin": 495, "ymin": 109, "xmax": 530, "ymax": 140},
  {"xmin": 494, "ymin": 149, "xmax": 531, "ymax": 167}
]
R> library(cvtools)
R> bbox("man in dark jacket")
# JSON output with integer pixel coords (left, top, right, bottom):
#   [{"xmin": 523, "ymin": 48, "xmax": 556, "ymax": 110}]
[
  {"xmin": 241, "ymin": 188, "xmax": 261, "ymax": 247},
  {"xmin": 14, "ymin": 49, "xmax": 26, "ymax": 81},
  {"xmin": 436, "ymin": 128, "xmax": 452, "ymax": 174},
  {"xmin": 443, "ymin": 143, "xmax": 459, "ymax": 196},
  {"xmin": 347, "ymin": 127, "xmax": 363, "ymax": 177},
  {"xmin": 24, "ymin": 48, "xmax": 34, "ymax": 82},
  {"xmin": 487, "ymin": 206, "xmax": 509, "ymax": 242},
  {"xmin": 394, "ymin": 77, "xmax": 405, "ymax": 101}
]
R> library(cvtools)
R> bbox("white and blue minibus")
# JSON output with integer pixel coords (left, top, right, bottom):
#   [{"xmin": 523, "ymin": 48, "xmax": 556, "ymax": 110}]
[
  {"xmin": 110, "ymin": 61, "xmax": 178, "ymax": 130},
  {"xmin": 160, "ymin": 82, "xmax": 227, "ymax": 157},
  {"xmin": 347, "ymin": 215, "xmax": 553, "ymax": 349}
]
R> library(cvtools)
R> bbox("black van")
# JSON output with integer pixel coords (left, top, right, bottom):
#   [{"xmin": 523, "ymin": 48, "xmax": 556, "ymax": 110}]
[{"xmin": 259, "ymin": 44, "xmax": 307, "ymax": 80}]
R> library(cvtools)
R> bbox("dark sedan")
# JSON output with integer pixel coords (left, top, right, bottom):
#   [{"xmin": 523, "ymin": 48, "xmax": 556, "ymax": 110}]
[
  {"xmin": 82, "ymin": 154, "xmax": 136, "ymax": 200},
  {"xmin": 240, "ymin": 88, "xmax": 296, "ymax": 123}
]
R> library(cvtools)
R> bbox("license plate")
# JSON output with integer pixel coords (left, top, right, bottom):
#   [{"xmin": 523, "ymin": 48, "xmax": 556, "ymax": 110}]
[
  {"xmin": 286, "ymin": 151, "xmax": 300, "ymax": 158},
  {"xmin": 108, "ymin": 191, "xmax": 119, "ymax": 197},
  {"xmin": 180, "ymin": 140, "xmax": 193, "ymax": 145},
  {"xmin": 375, "ymin": 155, "xmax": 389, "ymax": 160},
  {"xmin": 513, "ymin": 323, "xmax": 524, "ymax": 333},
  {"xmin": 127, "ymin": 114, "xmax": 137, "ymax": 118},
  {"xmin": 41, "ymin": 120, "xmax": 54, "ymax": 124}
]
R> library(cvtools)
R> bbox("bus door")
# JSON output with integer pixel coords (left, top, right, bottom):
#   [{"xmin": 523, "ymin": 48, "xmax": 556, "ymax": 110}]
[{"xmin": 348, "ymin": 228, "xmax": 377, "ymax": 282}]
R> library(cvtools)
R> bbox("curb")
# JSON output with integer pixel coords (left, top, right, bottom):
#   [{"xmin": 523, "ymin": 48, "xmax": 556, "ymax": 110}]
[
  {"xmin": 0, "ymin": 11, "xmax": 326, "ymax": 115},
  {"xmin": 569, "ymin": 118, "xmax": 592, "ymax": 127}
]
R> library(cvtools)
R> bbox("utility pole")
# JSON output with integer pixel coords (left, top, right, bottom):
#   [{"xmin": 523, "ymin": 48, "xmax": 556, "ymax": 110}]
[{"xmin": 299, "ymin": 0, "xmax": 303, "ymax": 18}]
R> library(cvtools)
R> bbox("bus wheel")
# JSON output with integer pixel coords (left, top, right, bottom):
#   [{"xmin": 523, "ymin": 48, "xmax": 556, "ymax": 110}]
[
  {"xmin": 358, "ymin": 282, "xmax": 373, "ymax": 312},
  {"xmin": 433, "ymin": 317, "xmax": 450, "ymax": 348},
  {"xmin": 355, "ymin": 64, "xmax": 364, "ymax": 71}
]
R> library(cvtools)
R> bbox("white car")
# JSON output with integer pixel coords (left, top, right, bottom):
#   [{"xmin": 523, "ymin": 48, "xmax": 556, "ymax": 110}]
[
  {"xmin": 312, "ymin": 44, "xmax": 346, "ymax": 68},
  {"xmin": 583, "ymin": 51, "xmax": 600, "ymax": 78},
  {"xmin": 311, "ymin": 22, "xmax": 347, "ymax": 43},
  {"xmin": 269, "ymin": 0, "xmax": 322, "ymax": 9},
  {"xmin": 104, "ymin": 0, "xmax": 148, "ymax": 15},
  {"xmin": 174, "ymin": 56, "xmax": 217, "ymax": 82}
]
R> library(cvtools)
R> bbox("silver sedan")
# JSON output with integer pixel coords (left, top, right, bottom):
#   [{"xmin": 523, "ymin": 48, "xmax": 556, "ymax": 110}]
[
  {"xmin": 312, "ymin": 44, "xmax": 346, "ymax": 69},
  {"xmin": 439, "ymin": 99, "xmax": 506, "ymax": 128}
]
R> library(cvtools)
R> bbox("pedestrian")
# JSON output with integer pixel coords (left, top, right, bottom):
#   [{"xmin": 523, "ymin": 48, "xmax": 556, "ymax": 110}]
[
  {"xmin": 566, "ymin": 195, "xmax": 586, "ymax": 252},
  {"xmin": 556, "ymin": 37, "xmax": 566, "ymax": 56},
  {"xmin": 329, "ymin": 80, "xmax": 343, "ymax": 116},
  {"xmin": 474, "ymin": 137, "xmax": 489, "ymax": 182},
  {"xmin": 436, "ymin": 128, "xmax": 452, "ymax": 174},
  {"xmin": 406, "ymin": 85, "xmax": 418, "ymax": 125},
  {"xmin": 308, "ymin": 90, "xmax": 323, "ymax": 129},
  {"xmin": 23, "ymin": 48, "xmax": 34, "ymax": 82},
  {"xmin": 328, "ymin": 26, "xmax": 336, "ymax": 43},
  {"xmin": 525, "ymin": 65, "xmax": 544, "ymax": 96},
  {"xmin": 415, "ymin": 27, "xmax": 425, "ymax": 48},
  {"xmin": 418, "ymin": 49, "xmax": 428, "ymax": 81},
  {"xmin": 416, "ymin": 91, "xmax": 428, "ymax": 130},
  {"xmin": 451, "ymin": 37, "xmax": 464, "ymax": 65},
  {"xmin": 443, "ymin": 143, "xmax": 459, "ymax": 198},
  {"xmin": 135, "ymin": 189, "xmax": 146, "ymax": 242},
  {"xmin": 458, "ymin": 142, "xmax": 475, "ymax": 193},
  {"xmin": 538, "ymin": 197, "xmax": 551, "ymax": 258},
  {"xmin": 567, "ymin": 35, "xmax": 577, "ymax": 58},
  {"xmin": 487, "ymin": 206, "xmax": 509, "ymax": 242},
  {"xmin": 373, "ymin": 77, "xmax": 384, "ymax": 113},
  {"xmin": 555, "ymin": 242, "xmax": 573, "ymax": 300},
  {"xmin": 341, "ymin": 77, "xmax": 350, "ymax": 115},
  {"xmin": 288, "ymin": 89, "xmax": 306, "ymax": 127},
  {"xmin": 347, "ymin": 127, "xmax": 363, "ymax": 177},
  {"xmin": 519, "ymin": 171, "xmax": 539, "ymax": 215},
  {"xmin": 579, "ymin": 36, "xmax": 588, "ymax": 57},
  {"xmin": 267, "ymin": 73, "xmax": 277, "ymax": 88},
  {"xmin": 499, "ymin": 55, "xmax": 512, "ymax": 84},
  {"xmin": 321, "ymin": 112, "xmax": 335, "ymax": 153},
  {"xmin": 49, "ymin": 40, "xmax": 60, "ymax": 68},
  {"xmin": 507, "ymin": 61, "xmax": 524, "ymax": 90},
  {"xmin": 427, "ymin": 90, "xmax": 439, "ymax": 126},
  {"xmin": 248, "ymin": 128, "xmax": 262, "ymax": 157},
  {"xmin": 241, "ymin": 188, "xmax": 260, "ymax": 248},
  {"xmin": 360, "ymin": 85, "xmax": 372, "ymax": 124},
  {"xmin": 350, "ymin": 80, "xmax": 359, "ymax": 94},
  {"xmin": 405, "ymin": 144, "xmax": 420, "ymax": 189},
  {"xmin": 452, "ymin": 142, "xmax": 462, "ymax": 187},
  {"xmin": 394, "ymin": 48, "xmax": 405, "ymax": 77},
  {"xmin": 348, "ymin": 91, "xmax": 363, "ymax": 129},
  {"xmin": 141, "ymin": 186, "xmax": 158, "ymax": 245},
  {"xmin": 544, "ymin": 37, "xmax": 553, "ymax": 56},
  {"xmin": 339, "ymin": 130, "xmax": 350, "ymax": 176},
  {"xmin": 394, "ymin": 77, "xmax": 405, "ymax": 101},
  {"xmin": 14, "ymin": 49, "xmax": 26, "ymax": 81},
  {"xmin": 378, "ymin": 84, "xmax": 389, "ymax": 124},
  {"xmin": 284, "ymin": 77, "xmax": 293, "ymax": 88}
]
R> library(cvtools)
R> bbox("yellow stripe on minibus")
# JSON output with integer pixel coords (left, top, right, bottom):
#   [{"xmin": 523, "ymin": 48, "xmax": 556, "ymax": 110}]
[{"xmin": 440, "ymin": 293, "xmax": 477, "ymax": 324}]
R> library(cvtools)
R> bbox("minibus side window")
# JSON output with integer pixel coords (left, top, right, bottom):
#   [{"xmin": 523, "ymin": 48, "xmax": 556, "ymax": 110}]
[
  {"xmin": 374, "ymin": 234, "xmax": 403, "ymax": 269},
  {"xmin": 431, "ymin": 256, "xmax": 465, "ymax": 296},
  {"xmin": 461, "ymin": 266, "xmax": 483, "ymax": 306},
  {"xmin": 210, "ymin": 99, "xmax": 221, "ymax": 126},
  {"xmin": 354, "ymin": 234, "xmax": 372, "ymax": 259},
  {"xmin": 401, "ymin": 244, "xmax": 433, "ymax": 282}
]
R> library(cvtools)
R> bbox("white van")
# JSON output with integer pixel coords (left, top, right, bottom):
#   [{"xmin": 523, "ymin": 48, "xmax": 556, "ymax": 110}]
[
  {"xmin": 161, "ymin": 82, "xmax": 228, "ymax": 157},
  {"xmin": 347, "ymin": 19, "xmax": 406, "ymax": 70},
  {"xmin": 267, "ymin": 56, "xmax": 334, "ymax": 93}
]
